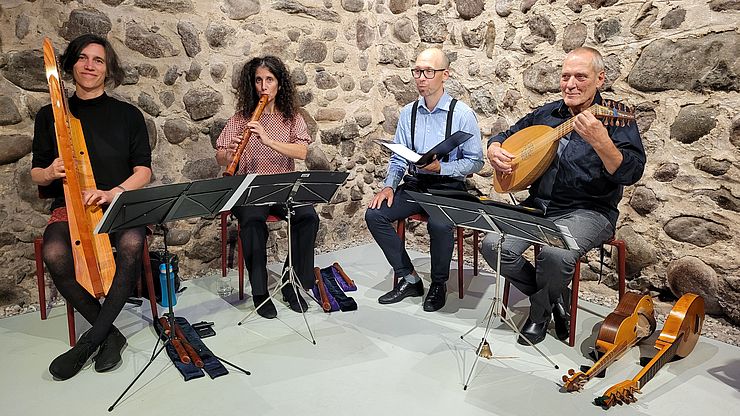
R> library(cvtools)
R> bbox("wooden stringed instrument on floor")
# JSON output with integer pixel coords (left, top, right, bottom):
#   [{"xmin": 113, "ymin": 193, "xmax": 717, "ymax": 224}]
[
  {"xmin": 594, "ymin": 293, "xmax": 705, "ymax": 409},
  {"xmin": 42, "ymin": 37, "xmax": 116, "ymax": 297},
  {"xmin": 562, "ymin": 292, "xmax": 656, "ymax": 392},
  {"xmin": 493, "ymin": 100, "xmax": 635, "ymax": 193}
]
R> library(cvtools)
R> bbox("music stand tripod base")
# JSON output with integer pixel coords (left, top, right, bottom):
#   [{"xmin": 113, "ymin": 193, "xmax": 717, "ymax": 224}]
[
  {"xmin": 404, "ymin": 191, "xmax": 565, "ymax": 390},
  {"xmin": 233, "ymin": 171, "xmax": 349, "ymax": 346}
]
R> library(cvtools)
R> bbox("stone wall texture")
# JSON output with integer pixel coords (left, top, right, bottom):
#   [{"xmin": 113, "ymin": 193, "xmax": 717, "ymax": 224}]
[{"xmin": 0, "ymin": 0, "xmax": 738, "ymax": 323}]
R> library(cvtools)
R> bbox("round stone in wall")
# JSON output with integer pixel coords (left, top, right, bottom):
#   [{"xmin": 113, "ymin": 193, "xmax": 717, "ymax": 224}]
[
  {"xmin": 182, "ymin": 158, "xmax": 220, "ymax": 180},
  {"xmin": 522, "ymin": 61, "xmax": 560, "ymax": 93},
  {"xmin": 2, "ymin": 49, "xmax": 47, "ymax": 92},
  {"xmin": 629, "ymin": 186, "xmax": 659, "ymax": 215},
  {"xmin": 0, "ymin": 134, "xmax": 32, "ymax": 165},
  {"xmin": 177, "ymin": 21, "xmax": 201, "ymax": 58},
  {"xmin": 418, "ymin": 11, "xmax": 447, "ymax": 43},
  {"xmin": 594, "ymin": 18, "xmax": 621, "ymax": 44},
  {"xmin": 667, "ymin": 256, "xmax": 722, "ymax": 315},
  {"xmin": 125, "ymin": 23, "xmax": 179, "ymax": 58},
  {"xmin": 163, "ymin": 118, "xmax": 191, "ymax": 144},
  {"xmin": 670, "ymin": 104, "xmax": 717, "ymax": 144},
  {"xmin": 661, "ymin": 7, "xmax": 686, "ymax": 29},
  {"xmin": 296, "ymin": 38, "xmax": 328, "ymax": 63},
  {"xmin": 457, "ymin": 0, "xmax": 484, "ymax": 20},
  {"xmin": 341, "ymin": 0, "xmax": 364, "ymax": 12},
  {"xmin": 663, "ymin": 216, "xmax": 731, "ymax": 247},
  {"xmin": 653, "ymin": 163, "xmax": 678, "ymax": 182},
  {"xmin": 183, "ymin": 87, "xmax": 223, "ymax": 121},
  {"xmin": 221, "ymin": 0, "xmax": 261, "ymax": 20},
  {"xmin": 0, "ymin": 96, "xmax": 22, "ymax": 126},
  {"xmin": 562, "ymin": 22, "xmax": 587, "ymax": 52},
  {"xmin": 694, "ymin": 156, "xmax": 731, "ymax": 176},
  {"xmin": 61, "ymin": 7, "xmax": 112, "ymax": 41},
  {"xmin": 393, "ymin": 17, "xmax": 414, "ymax": 43}
]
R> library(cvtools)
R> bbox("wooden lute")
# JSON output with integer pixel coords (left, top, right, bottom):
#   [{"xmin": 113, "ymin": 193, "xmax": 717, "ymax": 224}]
[
  {"xmin": 562, "ymin": 292, "xmax": 656, "ymax": 392},
  {"xmin": 42, "ymin": 38, "xmax": 116, "ymax": 297},
  {"xmin": 493, "ymin": 100, "xmax": 635, "ymax": 193},
  {"xmin": 595, "ymin": 293, "xmax": 705, "ymax": 409}
]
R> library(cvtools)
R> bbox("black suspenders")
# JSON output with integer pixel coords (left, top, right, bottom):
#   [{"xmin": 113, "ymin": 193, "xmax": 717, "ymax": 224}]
[{"xmin": 410, "ymin": 98, "xmax": 457, "ymax": 162}]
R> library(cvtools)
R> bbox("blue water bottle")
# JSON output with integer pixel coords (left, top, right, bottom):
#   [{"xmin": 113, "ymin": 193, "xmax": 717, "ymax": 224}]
[{"xmin": 158, "ymin": 262, "xmax": 177, "ymax": 307}]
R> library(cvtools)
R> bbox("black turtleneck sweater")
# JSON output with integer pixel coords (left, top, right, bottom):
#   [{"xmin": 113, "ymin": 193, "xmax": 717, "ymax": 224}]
[{"xmin": 32, "ymin": 93, "xmax": 151, "ymax": 211}]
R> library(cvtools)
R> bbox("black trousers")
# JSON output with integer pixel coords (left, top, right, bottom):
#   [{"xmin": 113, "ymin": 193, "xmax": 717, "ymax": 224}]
[
  {"xmin": 231, "ymin": 204, "xmax": 319, "ymax": 295},
  {"xmin": 364, "ymin": 175, "xmax": 464, "ymax": 284}
]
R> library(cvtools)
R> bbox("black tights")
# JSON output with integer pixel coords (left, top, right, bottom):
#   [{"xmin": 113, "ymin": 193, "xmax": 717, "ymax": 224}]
[{"xmin": 43, "ymin": 222, "xmax": 145, "ymax": 347}]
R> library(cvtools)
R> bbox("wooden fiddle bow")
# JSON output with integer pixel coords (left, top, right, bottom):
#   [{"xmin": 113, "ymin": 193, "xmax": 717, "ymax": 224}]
[
  {"xmin": 595, "ymin": 293, "xmax": 705, "ymax": 409},
  {"xmin": 493, "ymin": 100, "xmax": 635, "ymax": 193},
  {"xmin": 562, "ymin": 292, "xmax": 656, "ymax": 392},
  {"xmin": 42, "ymin": 37, "xmax": 116, "ymax": 297}
]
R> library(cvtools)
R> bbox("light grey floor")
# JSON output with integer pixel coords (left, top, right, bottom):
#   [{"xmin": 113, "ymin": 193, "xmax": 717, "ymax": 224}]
[{"xmin": 1, "ymin": 243, "xmax": 738, "ymax": 415}]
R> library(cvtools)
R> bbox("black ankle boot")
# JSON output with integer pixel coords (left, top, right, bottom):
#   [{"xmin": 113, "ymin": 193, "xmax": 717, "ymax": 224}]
[
  {"xmin": 552, "ymin": 302, "xmax": 571, "ymax": 341},
  {"xmin": 49, "ymin": 330, "xmax": 97, "ymax": 380},
  {"xmin": 253, "ymin": 294, "xmax": 277, "ymax": 319},
  {"xmin": 95, "ymin": 327, "xmax": 127, "ymax": 372},
  {"xmin": 282, "ymin": 283, "xmax": 308, "ymax": 313}
]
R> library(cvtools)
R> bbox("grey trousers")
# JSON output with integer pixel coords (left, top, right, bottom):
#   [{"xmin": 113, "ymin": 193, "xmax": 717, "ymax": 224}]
[{"xmin": 480, "ymin": 209, "xmax": 614, "ymax": 323}]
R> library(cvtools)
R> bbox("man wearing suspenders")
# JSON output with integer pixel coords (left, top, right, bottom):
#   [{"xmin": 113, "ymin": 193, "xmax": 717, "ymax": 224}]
[{"xmin": 365, "ymin": 48, "xmax": 484, "ymax": 312}]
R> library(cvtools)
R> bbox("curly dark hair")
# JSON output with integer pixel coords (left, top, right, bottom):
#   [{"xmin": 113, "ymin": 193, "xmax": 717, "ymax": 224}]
[
  {"xmin": 60, "ymin": 34, "xmax": 125, "ymax": 88},
  {"xmin": 236, "ymin": 56, "xmax": 296, "ymax": 123}
]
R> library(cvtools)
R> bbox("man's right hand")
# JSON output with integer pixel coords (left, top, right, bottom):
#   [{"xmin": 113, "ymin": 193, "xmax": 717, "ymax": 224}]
[
  {"xmin": 487, "ymin": 142, "xmax": 515, "ymax": 174},
  {"xmin": 368, "ymin": 187, "xmax": 394, "ymax": 209}
]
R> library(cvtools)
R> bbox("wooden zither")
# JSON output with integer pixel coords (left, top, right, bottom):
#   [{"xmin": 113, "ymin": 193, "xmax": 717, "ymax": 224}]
[{"xmin": 42, "ymin": 37, "xmax": 115, "ymax": 297}]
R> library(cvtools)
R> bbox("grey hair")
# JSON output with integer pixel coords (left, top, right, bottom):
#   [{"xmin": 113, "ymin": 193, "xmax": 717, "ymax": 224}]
[{"xmin": 568, "ymin": 47, "xmax": 604, "ymax": 73}]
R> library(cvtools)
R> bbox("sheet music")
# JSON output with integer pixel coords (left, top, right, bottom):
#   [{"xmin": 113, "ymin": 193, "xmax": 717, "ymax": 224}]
[
  {"xmin": 375, "ymin": 140, "xmax": 422, "ymax": 163},
  {"xmin": 220, "ymin": 174, "xmax": 256, "ymax": 212},
  {"xmin": 94, "ymin": 192, "xmax": 122, "ymax": 234},
  {"xmin": 555, "ymin": 224, "xmax": 580, "ymax": 251}
]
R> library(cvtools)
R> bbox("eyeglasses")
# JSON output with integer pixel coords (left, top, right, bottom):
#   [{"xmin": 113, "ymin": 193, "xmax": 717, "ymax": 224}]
[{"xmin": 411, "ymin": 68, "xmax": 446, "ymax": 79}]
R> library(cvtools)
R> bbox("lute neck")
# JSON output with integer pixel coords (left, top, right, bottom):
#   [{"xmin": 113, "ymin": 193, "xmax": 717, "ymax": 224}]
[{"xmin": 635, "ymin": 334, "xmax": 683, "ymax": 389}]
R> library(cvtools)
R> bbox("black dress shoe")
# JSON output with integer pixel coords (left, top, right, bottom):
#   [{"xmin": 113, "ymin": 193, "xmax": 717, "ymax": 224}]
[
  {"xmin": 49, "ymin": 330, "xmax": 97, "ymax": 380},
  {"xmin": 253, "ymin": 294, "xmax": 277, "ymax": 319},
  {"xmin": 282, "ymin": 283, "xmax": 308, "ymax": 313},
  {"xmin": 423, "ymin": 282, "xmax": 447, "ymax": 312},
  {"xmin": 552, "ymin": 302, "xmax": 571, "ymax": 341},
  {"xmin": 94, "ymin": 327, "xmax": 127, "ymax": 372},
  {"xmin": 517, "ymin": 316, "xmax": 550, "ymax": 346},
  {"xmin": 378, "ymin": 279, "xmax": 424, "ymax": 304}
]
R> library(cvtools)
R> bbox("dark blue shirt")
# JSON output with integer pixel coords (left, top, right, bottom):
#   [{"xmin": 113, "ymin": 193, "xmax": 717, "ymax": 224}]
[{"xmin": 488, "ymin": 93, "xmax": 645, "ymax": 226}]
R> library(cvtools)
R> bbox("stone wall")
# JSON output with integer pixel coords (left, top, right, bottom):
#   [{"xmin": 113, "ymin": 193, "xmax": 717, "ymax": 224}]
[{"xmin": 0, "ymin": 0, "xmax": 738, "ymax": 322}]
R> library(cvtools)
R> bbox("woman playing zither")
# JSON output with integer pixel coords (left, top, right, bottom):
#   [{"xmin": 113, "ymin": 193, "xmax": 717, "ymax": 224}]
[
  {"xmin": 215, "ymin": 56, "xmax": 318, "ymax": 319},
  {"xmin": 31, "ymin": 34, "xmax": 152, "ymax": 380}
]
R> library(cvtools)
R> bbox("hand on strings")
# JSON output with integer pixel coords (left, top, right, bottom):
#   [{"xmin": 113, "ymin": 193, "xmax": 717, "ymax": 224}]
[
  {"xmin": 574, "ymin": 111, "xmax": 610, "ymax": 147},
  {"xmin": 247, "ymin": 121, "xmax": 271, "ymax": 146},
  {"xmin": 487, "ymin": 142, "xmax": 515, "ymax": 174},
  {"xmin": 418, "ymin": 158, "xmax": 441, "ymax": 173},
  {"xmin": 46, "ymin": 158, "xmax": 66, "ymax": 181},
  {"xmin": 83, "ymin": 189, "xmax": 115, "ymax": 206},
  {"xmin": 368, "ymin": 187, "xmax": 394, "ymax": 209}
]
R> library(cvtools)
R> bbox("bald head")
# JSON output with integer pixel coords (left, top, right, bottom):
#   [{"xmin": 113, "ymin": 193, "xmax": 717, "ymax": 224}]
[{"xmin": 416, "ymin": 48, "xmax": 450, "ymax": 69}]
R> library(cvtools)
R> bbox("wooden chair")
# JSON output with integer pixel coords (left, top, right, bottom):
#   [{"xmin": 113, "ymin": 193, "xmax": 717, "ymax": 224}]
[
  {"xmin": 501, "ymin": 237, "xmax": 627, "ymax": 347},
  {"xmin": 34, "ymin": 237, "xmax": 159, "ymax": 346},
  {"xmin": 219, "ymin": 211, "xmax": 281, "ymax": 300},
  {"xmin": 395, "ymin": 213, "xmax": 472, "ymax": 299}
]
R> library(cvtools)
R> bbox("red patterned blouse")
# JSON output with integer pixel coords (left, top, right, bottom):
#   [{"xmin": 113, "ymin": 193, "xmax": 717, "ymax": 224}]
[{"xmin": 216, "ymin": 111, "xmax": 311, "ymax": 175}]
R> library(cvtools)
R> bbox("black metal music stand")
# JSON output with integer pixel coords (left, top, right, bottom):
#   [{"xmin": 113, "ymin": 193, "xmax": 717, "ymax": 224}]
[
  {"xmin": 234, "ymin": 171, "xmax": 349, "ymax": 345},
  {"xmin": 407, "ymin": 191, "xmax": 578, "ymax": 390},
  {"xmin": 96, "ymin": 175, "xmax": 255, "ymax": 412}
]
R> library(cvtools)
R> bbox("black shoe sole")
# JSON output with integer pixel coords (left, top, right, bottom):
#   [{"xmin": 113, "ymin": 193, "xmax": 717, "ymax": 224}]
[{"xmin": 94, "ymin": 341, "xmax": 127, "ymax": 373}]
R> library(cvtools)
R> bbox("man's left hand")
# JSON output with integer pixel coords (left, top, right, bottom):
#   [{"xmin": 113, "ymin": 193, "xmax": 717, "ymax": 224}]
[{"xmin": 573, "ymin": 111, "xmax": 610, "ymax": 147}]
